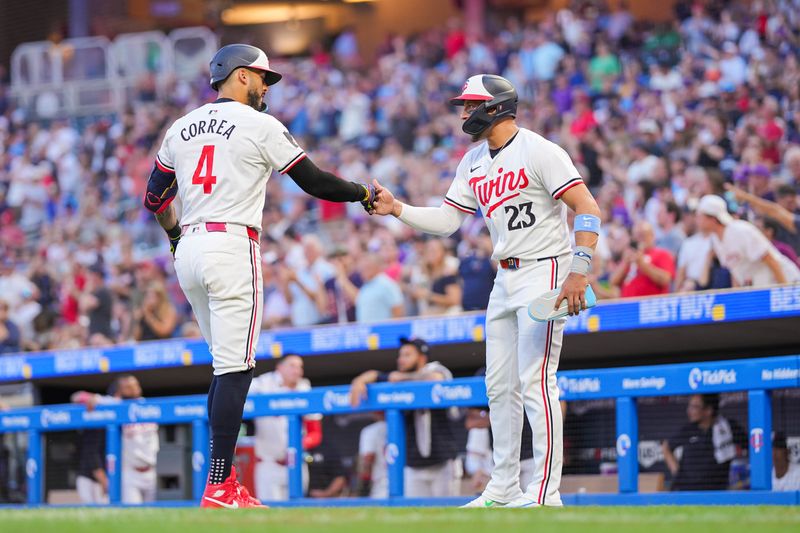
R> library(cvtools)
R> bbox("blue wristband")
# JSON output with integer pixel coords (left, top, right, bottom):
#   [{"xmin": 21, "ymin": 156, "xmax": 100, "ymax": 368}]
[{"xmin": 574, "ymin": 214, "xmax": 601, "ymax": 235}]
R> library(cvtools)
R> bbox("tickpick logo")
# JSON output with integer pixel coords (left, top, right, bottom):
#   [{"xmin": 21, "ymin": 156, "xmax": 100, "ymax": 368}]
[
  {"xmin": 323, "ymin": 390, "xmax": 350, "ymax": 411},
  {"xmin": 688, "ymin": 368, "xmax": 737, "ymax": 390},
  {"xmin": 688, "ymin": 368, "xmax": 703, "ymax": 390}
]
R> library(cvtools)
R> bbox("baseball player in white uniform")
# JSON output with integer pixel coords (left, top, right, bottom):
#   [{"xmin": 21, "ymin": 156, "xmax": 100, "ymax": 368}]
[
  {"xmin": 143, "ymin": 43, "xmax": 375, "ymax": 508},
  {"xmin": 370, "ymin": 74, "xmax": 601, "ymax": 507},
  {"xmin": 248, "ymin": 354, "xmax": 322, "ymax": 500},
  {"xmin": 73, "ymin": 375, "xmax": 159, "ymax": 504}
]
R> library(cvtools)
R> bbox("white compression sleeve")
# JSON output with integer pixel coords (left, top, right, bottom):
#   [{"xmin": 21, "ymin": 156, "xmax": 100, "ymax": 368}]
[{"xmin": 397, "ymin": 203, "xmax": 466, "ymax": 237}]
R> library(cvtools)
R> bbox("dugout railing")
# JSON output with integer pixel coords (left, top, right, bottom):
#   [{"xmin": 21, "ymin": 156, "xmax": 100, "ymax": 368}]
[{"xmin": 0, "ymin": 355, "xmax": 798, "ymax": 506}]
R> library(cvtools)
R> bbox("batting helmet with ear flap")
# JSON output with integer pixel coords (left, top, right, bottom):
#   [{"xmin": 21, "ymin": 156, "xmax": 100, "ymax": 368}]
[
  {"xmin": 451, "ymin": 74, "xmax": 518, "ymax": 137},
  {"xmin": 209, "ymin": 44, "xmax": 282, "ymax": 91}
]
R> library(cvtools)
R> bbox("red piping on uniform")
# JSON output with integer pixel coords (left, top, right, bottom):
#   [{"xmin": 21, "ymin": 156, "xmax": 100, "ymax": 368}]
[
  {"xmin": 443, "ymin": 199, "xmax": 475, "ymax": 214},
  {"xmin": 246, "ymin": 239, "xmax": 259, "ymax": 367},
  {"xmin": 155, "ymin": 159, "xmax": 174, "ymax": 173},
  {"xmin": 537, "ymin": 258, "xmax": 556, "ymax": 504},
  {"xmin": 281, "ymin": 153, "xmax": 307, "ymax": 174},
  {"xmin": 553, "ymin": 179, "xmax": 582, "ymax": 199}
]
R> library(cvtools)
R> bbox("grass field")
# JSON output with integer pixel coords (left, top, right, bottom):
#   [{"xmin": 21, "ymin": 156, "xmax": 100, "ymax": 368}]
[{"xmin": 1, "ymin": 506, "xmax": 799, "ymax": 533}]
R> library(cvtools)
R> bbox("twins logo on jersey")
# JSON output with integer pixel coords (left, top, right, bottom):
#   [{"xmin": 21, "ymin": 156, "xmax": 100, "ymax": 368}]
[{"xmin": 469, "ymin": 166, "xmax": 529, "ymax": 217}]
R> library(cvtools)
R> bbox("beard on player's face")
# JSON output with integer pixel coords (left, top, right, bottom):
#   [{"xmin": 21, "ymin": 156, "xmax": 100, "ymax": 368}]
[{"xmin": 246, "ymin": 87, "xmax": 263, "ymax": 111}]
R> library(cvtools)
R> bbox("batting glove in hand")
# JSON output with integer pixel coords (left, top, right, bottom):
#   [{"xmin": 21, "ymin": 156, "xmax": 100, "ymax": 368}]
[
  {"xmin": 358, "ymin": 182, "xmax": 377, "ymax": 214},
  {"xmin": 166, "ymin": 224, "xmax": 182, "ymax": 257}
]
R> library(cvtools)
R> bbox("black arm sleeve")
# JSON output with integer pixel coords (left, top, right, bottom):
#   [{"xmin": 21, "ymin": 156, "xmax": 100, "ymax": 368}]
[{"xmin": 286, "ymin": 156, "xmax": 365, "ymax": 202}]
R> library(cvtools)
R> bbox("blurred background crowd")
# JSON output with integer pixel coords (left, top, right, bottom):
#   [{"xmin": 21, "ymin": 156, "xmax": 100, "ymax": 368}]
[{"xmin": 1, "ymin": 0, "xmax": 800, "ymax": 354}]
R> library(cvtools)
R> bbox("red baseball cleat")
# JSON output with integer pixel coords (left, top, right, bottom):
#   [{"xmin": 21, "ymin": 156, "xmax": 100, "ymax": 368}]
[
  {"xmin": 237, "ymin": 482, "xmax": 267, "ymax": 508},
  {"xmin": 200, "ymin": 467, "xmax": 266, "ymax": 509}
]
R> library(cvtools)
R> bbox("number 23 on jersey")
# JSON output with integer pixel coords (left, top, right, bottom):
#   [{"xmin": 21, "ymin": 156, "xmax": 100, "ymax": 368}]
[{"xmin": 192, "ymin": 145, "xmax": 217, "ymax": 194}]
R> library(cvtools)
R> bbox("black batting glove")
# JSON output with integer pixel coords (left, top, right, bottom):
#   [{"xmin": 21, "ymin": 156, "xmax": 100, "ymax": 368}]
[
  {"xmin": 357, "ymin": 182, "xmax": 377, "ymax": 214},
  {"xmin": 166, "ymin": 223, "xmax": 182, "ymax": 257}
]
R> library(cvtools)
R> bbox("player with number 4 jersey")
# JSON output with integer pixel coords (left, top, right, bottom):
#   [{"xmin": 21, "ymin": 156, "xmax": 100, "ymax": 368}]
[
  {"xmin": 142, "ymin": 43, "xmax": 376, "ymax": 509},
  {"xmin": 369, "ymin": 74, "xmax": 602, "ymax": 508}
]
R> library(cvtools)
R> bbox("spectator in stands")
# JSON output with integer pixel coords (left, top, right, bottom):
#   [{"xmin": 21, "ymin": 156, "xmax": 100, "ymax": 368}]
[
  {"xmin": 321, "ymin": 247, "xmax": 362, "ymax": 324},
  {"xmin": 354, "ymin": 255, "xmax": 404, "ymax": 323},
  {"xmin": 132, "ymin": 281, "xmax": 178, "ymax": 341},
  {"xmin": 697, "ymin": 194, "xmax": 800, "ymax": 286},
  {"xmin": 283, "ymin": 235, "xmax": 334, "ymax": 327},
  {"xmin": 355, "ymin": 412, "xmax": 388, "ymax": 498},
  {"xmin": 759, "ymin": 218, "xmax": 800, "ymax": 267},
  {"xmin": 662, "ymin": 394, "xmax": 746, "ymax": 491},
  {"xmin": 248, "ymin": 354, "xmax": 322, "ymax": 501},
  {"xmin": 610, "ymin": 221, "xmax": 675, "ymax": 298},
  {"xmin": 349, "ymin": 337, "xmax": 459, "ymax": 497},
  {"xmin": 772, "ymin": 431, "xmax": 800, "ymax": 491},
  {"xmin": 675, "ymin": 202, "xmax": 713, "ymax": 292},
  {"xmin": 458, "ymin": 229, "xmax": 495, "ymax": 312},
  {"xmin": 0, "ymin": 300, "xmax": 21, "ymax": 354},
  {"xmin": 655, "ymin": 200, "xmax": 685, "ymax": 258},
  {"xmin": 261, "ymin": 255, "xmax": 292, "ymax": 329},
  {"xmin": 80, "ymin": 263, "xmax": 114, "ymax": 345},
  {"xmin": 727, "ymin": 183, "xmax": 800, "ymax": 255},
  {"xmin": 409, "ymin": 239, "xmax": 462, "ymax": 316}
]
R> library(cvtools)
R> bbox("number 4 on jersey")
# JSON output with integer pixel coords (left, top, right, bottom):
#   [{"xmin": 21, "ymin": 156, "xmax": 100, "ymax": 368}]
[{"xmin": 192, "ymin": 145, "xmax": 217, "ymax": 194}]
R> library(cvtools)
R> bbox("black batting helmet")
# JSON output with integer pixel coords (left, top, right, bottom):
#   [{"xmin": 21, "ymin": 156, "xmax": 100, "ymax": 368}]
[
  {"xmin": 209, "ymin": 44, "xmax": 282, "ymax": 91},
  {"xmin": 451, "ymin": 74, "xmax": 518, "ymax": 137}
]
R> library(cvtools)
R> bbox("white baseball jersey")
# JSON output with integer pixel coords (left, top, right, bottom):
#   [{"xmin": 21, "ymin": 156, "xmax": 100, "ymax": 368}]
[
  {"xmin": 95, "ymin": 395, "xmax": 159, "ymax": 470},
  {"xmin": 248, "ymin": 371, "xmax": 321, "ymax": 460},
  {"xmin": 358, "ymin": 420, "xmax": 388, "ymax": 498},
  {"xmin": 155, "ymin": 99, "xmax": 306, "ymax": 232},
  {"xmin": 443, "ymin": 128, "xmax": 583, "ymax": 261},
  {"xmin": 711, "ymin": 220, "xmax": 800, "ymax": 286},
  {"xmin": 122, "ymin": 422, "xmax": 160, "ymax": 471}
]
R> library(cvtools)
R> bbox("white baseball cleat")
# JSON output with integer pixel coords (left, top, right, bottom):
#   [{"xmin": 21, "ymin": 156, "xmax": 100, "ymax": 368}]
[
  {"xmin": 505, "ymin": 496, "xmax": 541, "ymax": 508},
  {"xmin": 460, "ymin": 494, "xmax": 508, "ymax": 508}
]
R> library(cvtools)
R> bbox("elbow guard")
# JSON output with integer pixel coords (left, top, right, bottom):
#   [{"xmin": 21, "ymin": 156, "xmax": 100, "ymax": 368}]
[{"xmin": 143, "ymin": 165, "xmax": 177, "ymax": 214}]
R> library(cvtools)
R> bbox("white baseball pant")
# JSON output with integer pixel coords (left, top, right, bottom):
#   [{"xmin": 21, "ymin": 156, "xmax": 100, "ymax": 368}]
[
  {"xmin": 254, "ymin": 459, "xmax": 308, "ymax": 501},
  {"xmin": 482, "ymin": 255, "xmax": 567, "ymax": 506},
  {"xmin": 404, "ymin": 459, "xmax": 458, "ymax": 497},
  {"xmin": 174, "ymin": 223, "xmax": 262, "ymax": 375},
  {"xmin": 76, "ymin": 475, "xmax": 108, "ymax": 504},
  {"xmin": 121, "ymin": 467, "xmax": 157, "ymax": 504}
]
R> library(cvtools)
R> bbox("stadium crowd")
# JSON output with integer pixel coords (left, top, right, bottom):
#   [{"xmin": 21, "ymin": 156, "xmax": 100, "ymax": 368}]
[{"xmin": 1, "ymin": 0, "xmax": 800, "ymax": 354}]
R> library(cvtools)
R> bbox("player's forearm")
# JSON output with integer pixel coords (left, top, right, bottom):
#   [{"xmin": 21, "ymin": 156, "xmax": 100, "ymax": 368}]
[
  {"xmin": 154, "ymin": 203, "xmax": 178, "ymax": 231},
  {"xmin": 354, "ymin": 370, "xmax": 380, "ymax": 385},
  {"xmin": 287, "ymin": 157, "xmax": 366, "ymax": 202},
  {"xmin": 394, "ymin": 202, "xmax": 464, "ymax": 236},
  {"xmin": 763, "ymin": 253, "xmax": 787, "ymax": 284},
  {"xmin": 741, "ymin": 192, "xmax": 796, "ymax": 232},
  {"xmin": 661, "ymin": 442, "xmax": 679, "ymax": 475},
  {"xmin": 639, "ymin": 261, "xmax": 672, "ymax": 287},
  {"xmin": 391, "ymin": 370, "xmax": 445, "ymax": 382}
]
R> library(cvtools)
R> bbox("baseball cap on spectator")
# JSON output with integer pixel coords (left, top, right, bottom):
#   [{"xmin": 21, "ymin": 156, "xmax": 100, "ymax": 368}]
[
  {"xmin": 698, "ymin": 195, "xmax": 733, "ymax": 225},
  {"xmin": 638, "ymin": 119, "xmax": 660, "ymax": 135},
  {"xmin": 399, "ymin": 336, "xmax": 430, "ymax": 355},
  {"xmin": 733, "ymin": 164, "xmax": 770, "ymax": 183},
  {"xmin": 773, "ymin": 431, "xmax": 788, "ymax": 450}
]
